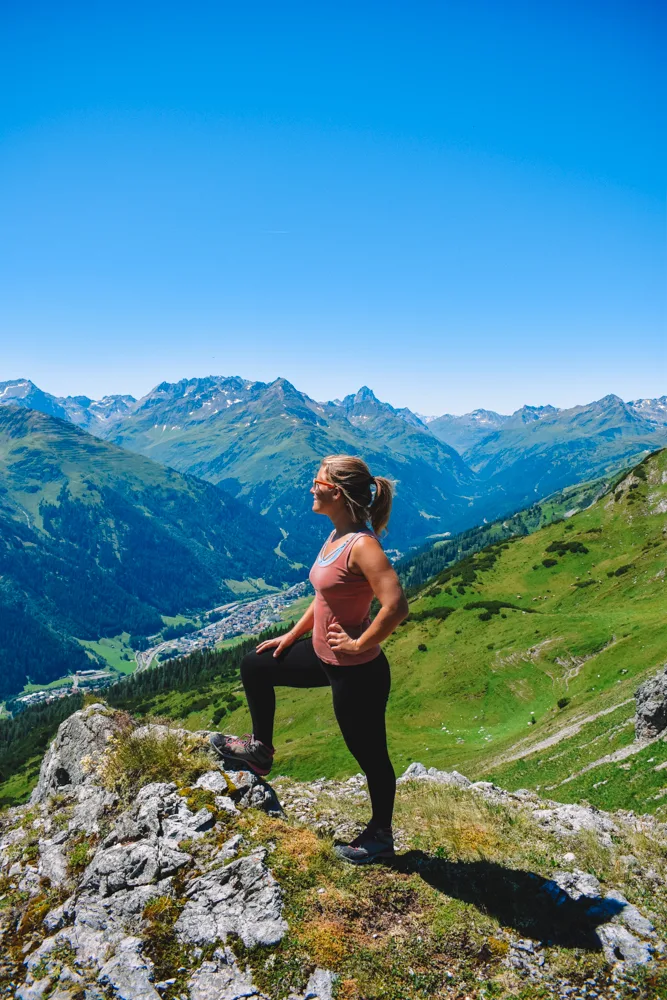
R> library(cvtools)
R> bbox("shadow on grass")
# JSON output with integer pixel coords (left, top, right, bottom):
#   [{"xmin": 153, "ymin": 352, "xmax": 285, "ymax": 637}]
[{"xmin": 389, "ymin": 851, "xmax": 625, "ymax": 949}]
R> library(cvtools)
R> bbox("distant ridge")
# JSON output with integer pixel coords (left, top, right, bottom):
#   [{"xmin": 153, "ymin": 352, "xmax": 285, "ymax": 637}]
[{"xmin": 2, "ymin": 376, "xmax": 666, "ymax": 558}]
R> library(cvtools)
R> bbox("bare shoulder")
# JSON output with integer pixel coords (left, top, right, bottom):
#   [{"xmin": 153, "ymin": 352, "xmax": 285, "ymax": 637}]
[{"xmin": 349, "ymin": 533, "xmax": 392, "ymax": 573}]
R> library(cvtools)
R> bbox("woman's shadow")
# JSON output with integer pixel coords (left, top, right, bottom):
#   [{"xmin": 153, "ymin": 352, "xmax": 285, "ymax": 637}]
[{"xmin": 387, "ymin": 852, "xmax": 626, "ymax": 950}]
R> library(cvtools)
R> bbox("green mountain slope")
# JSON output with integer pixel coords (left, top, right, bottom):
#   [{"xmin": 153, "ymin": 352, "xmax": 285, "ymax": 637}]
[
  {"xmin": 0, "ymin": 406, "xmax": 297, "ymax": 697},
  {"xmin": 157, "ymin": 448, "xmax": 664, "ymax": 816},
  {"xmin": 459, "ymin": 395, "xmax": 667, "ymax": 522},
  {"xmin": 397, "ymin": 472, "xmax": 614, "ymax": 592},
  {"xmin": 107, "ymin": 377, "xmax": 475, "ymax": 558}
]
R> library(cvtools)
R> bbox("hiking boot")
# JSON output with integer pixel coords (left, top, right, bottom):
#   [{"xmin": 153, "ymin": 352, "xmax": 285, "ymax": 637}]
[
  {"xmin": 209, "ymin": 732, "xmax": 274, "ymax": 776},
  {"xmin": 334, "ymin": 826, "xmax": 395, "ymax": 865}
]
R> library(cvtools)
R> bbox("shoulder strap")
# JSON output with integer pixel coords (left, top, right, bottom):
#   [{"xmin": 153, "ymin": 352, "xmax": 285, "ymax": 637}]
[{"xmin": 345, "ymin": 530, "xmax": 375, "ymax": 571}]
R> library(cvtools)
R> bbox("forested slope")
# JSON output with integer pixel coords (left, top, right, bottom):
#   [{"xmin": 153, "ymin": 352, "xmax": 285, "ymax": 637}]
[{"xmin": 0, "ymin": 407, "xmax": 297, "ymax": 696}]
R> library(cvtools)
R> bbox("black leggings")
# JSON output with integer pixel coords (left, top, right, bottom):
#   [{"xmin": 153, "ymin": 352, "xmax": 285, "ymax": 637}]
[{"xmin": 240, "ymin": 638, "xmax": 396, "ymax": 829}]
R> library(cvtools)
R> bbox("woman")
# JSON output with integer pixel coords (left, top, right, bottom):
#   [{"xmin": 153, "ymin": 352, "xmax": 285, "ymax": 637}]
[{"xmin": 210, "ymin": 454, "xmax": 409, "ymax": 864}]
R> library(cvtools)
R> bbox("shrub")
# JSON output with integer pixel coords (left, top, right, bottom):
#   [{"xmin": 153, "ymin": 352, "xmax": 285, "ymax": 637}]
[
  {"xmin": 557, "ymin": 697, "xmax": 570, "ymax": 709},
  {"xmin": 417, "ymin": 643, "xmax": 427, "ymax": 652},
  {"xmin": 463, "ymin": 600, "xmax": 535, "ymax": 616},
  {"xmin": 614, "ymin": 564, "xmax": 633, "ymax": 576},
  {"xmin": 545, "ymin": 540, "xmax": 589, "ymax": 556},
  {"xmin": 211, "ymin": 706, "xmax": 227, "ymax": 726},
  {"xmin": 542, "ymin": 558, "xmax": 558, "ymax": 568},
  {"xmin": 67, "ymin": 833, "xmax": 97, "ymax": 876},
  {"xmin": 407, "ymin": 605, "xmax": 456, "ymax": 623}
]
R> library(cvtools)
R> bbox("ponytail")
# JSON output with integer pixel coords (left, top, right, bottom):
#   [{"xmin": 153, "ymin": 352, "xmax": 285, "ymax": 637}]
[
  {"xmin": 320, "ymin": 454, "xmax": 395, "ymax": 536},
  {"xmin": 370, "ymin": 476, "xmax": 393, "ymax": 536}
]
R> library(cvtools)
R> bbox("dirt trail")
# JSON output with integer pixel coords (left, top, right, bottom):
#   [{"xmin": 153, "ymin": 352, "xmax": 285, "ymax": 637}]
[
  {"xmin": 546, "ymin": 725, "xmax": 667, "ymax": 789},
  {"xmin": 486, "ymin": 698, "xmax": 635, "ymax": 768}
]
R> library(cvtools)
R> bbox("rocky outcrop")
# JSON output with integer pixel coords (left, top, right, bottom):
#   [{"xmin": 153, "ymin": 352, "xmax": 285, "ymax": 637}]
[
  {"xmin": 30, "ymin": 703, "xmax": 121, "ymax": 803},
  {"xmin": 2, "ymin": 708, "xmax": 667, "ymax": 999},
  {"xmin": 1, "ymin": 706, "xmax": 337, "ymax": 1000},
  {"xmin": 635, "ymin": 664, "xmax": 667, "ymax": 739}
]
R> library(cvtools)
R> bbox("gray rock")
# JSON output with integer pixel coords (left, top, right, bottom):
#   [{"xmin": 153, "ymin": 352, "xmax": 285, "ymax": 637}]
[
  {"xmin": 175, "ymin": 849, "xmax": 287, "ymax": 948},
  {"xmin": 219, "ymin": 764, "xmax": 284, "ymax": 815},
  {"xmin": 635, "ymin": 665, "xmax": 667, "ymax": 740},
  {"xmin": 187, "ymin": 946, "xmax": 263, "ymax": 1000},
  {"xmin": 549, "ymin": 870, "xmax": 602, "ymax": 901},
  {"xmin": 214, "ymin": 834, "xmax": 244, "ymax": 861},
  {"xmin": 38, "ymin": 838, "xmax": 70, "ymax": 887},
  {"xmin": 44, "ymin": 897, "xmax": 76, "ymax": 933},
  {"xmin": 596, "ymin": 924, "xmax": 654, "ymax": 967},
  {"xmin": 603, "ymin": 889, "xmax": 655, "ymax": 936},
  {"xmin": 532, "ymin": 803, "xmax": 617, "ymax": 847},
  {"xmin": 31, "ymin": 705, "xmax": 121, "ymax": 804},
  {"xmin": 15, "ymin": 979, "xmax": 54, "ymax": 1000},
  {"xmin": 18, "ymin": 865, "xmax": 42, "ymax": 895},
  {"xmin": 82, "ymin": 840, "xmax": 163, "ymax": 894},
  {"xmin": 301, "ymin": 968, "xmax": 339, "ymax": 1000},
  {"xmin": 194, "ymin": 771, "xmax": 232, "ymax": 794},
  {"xmin": 70, "ymin": 785, "xmax": 118, "ymax": 834},
  {"xmin": 97, "ymin": 935, "xmax": 160, "ymax": 1000},
  {"xmin": 397, "ymin": 762, "xmax": 471, "ymax": 787},
  {"xmin": 193, "ymin": 771, "xmax": 239, "ymax": 816}
]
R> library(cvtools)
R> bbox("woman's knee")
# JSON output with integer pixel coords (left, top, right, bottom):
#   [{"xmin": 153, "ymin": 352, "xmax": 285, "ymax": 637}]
[{"xmin": 240, "ymin": 650, "xmax": 272, "ymax": 684}]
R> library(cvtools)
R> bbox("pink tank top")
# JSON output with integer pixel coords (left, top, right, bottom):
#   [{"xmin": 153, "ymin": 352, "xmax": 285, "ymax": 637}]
[{"xmin": 308, "ymin": 529, "xmax": 382, "ymax": 666}]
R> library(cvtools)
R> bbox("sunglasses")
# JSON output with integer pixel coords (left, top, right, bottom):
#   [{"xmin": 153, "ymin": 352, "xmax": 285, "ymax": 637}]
[{"xmin": 312, "ymin": 478, "xmax": 335, "ymax": 490}]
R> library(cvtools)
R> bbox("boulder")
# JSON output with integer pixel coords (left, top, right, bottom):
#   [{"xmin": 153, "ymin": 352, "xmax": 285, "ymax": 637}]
[
  {"xmin": 175, "ymin": 848, "xmax": 287, "ymax": 948},
  {"xmin": 635, "ymin": 665, "xmax": 667, "ymax": 740},
  {"xmin": 31, "ymin": 704, "xmax": 122, "ymax": 804},
  {"xmin": 531, "ymin": 803, "xmax": 617, "ymax": 847},
  {"xmin": 397, "ymin": 762, "xmax": 471, "ymax": 788},
  {"xmin": 97, "ymin": 935, "xmax": 160, "ymax": 1000},
  {"xmin": 187, "ymin": 946, "xmax": 264, "ymax": 1000}
]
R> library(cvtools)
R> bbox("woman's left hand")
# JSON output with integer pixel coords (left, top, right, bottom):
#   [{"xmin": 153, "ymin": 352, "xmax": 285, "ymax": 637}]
[{"xmin": 326, "ymin": 623, "xmax": 359, "ymax": 654}]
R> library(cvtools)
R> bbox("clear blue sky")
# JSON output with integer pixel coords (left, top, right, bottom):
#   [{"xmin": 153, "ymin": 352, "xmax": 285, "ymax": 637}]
[{"xmin": 1, "ymin": 0, "xmax": 664, "ymax": 415}]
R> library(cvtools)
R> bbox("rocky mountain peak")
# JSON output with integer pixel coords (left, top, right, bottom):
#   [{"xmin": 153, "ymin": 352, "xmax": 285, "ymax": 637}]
[{"xmin": 510, "ymin": 404, "xmax": 560, "ymax": 424}]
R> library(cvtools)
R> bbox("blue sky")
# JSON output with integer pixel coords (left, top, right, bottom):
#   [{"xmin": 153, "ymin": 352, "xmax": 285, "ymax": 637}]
[{"xmin": 1, "ymin": 0, "xmax": 664, "ymax": 415}]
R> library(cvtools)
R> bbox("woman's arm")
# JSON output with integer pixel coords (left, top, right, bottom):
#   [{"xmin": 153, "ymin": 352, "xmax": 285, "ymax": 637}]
[
  {"xmin": 255, "ymin": 599, "xmax": 315, "ymax": 657},
  {"xmin": 326, "ymin": 537, "xmax": 409, "ymax": 656}
]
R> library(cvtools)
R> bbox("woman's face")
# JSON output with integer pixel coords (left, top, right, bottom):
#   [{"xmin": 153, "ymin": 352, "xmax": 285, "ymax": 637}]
[{"xmin": 310, "ymin": 465, "xmax": 337, "ymax": 515}]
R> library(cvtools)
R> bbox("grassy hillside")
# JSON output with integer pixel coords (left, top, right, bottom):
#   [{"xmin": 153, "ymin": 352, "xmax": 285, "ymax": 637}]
[{"xmin": 186, "ymin": 448, "xmax": 665, "ymax": 816}]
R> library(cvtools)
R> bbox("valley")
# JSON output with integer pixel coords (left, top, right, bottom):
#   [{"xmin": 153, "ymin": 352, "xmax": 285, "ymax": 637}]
[{"xmin": 1, "ymin": 373, "xmax": 666, "ymax": 823}]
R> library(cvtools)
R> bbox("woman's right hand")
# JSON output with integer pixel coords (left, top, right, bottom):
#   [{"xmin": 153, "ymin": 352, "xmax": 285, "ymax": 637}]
[{"xmin": 255, "ymin": 630, "xmax": 297, "ymax": 658}]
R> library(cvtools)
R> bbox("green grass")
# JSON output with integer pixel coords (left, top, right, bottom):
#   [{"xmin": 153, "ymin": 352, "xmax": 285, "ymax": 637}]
[
  {"xmin": 0, "ymin": 755, "xmax": 42, "ymax": 808},
  {"xmin": 77, "ymin": 633, "xmax": 136, "ymax": 673}
]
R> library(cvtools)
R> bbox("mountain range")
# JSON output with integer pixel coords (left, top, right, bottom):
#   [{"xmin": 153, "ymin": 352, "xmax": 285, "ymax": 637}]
[{"xmin": 3, "ymin": 377, "xmax": 666, "ymax": 557}]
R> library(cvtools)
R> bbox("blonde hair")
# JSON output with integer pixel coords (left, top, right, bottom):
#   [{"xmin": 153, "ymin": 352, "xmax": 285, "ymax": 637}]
[{"xmin": 320, "ymin": 454, "xmax": 394, "ymax": 535}]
